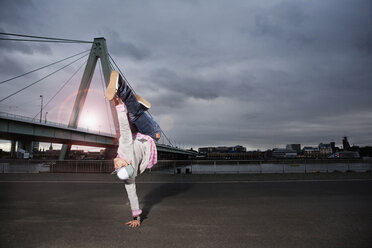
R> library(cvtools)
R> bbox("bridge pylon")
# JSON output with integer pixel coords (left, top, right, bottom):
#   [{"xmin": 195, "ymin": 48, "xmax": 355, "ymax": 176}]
[{"xmin": 59, "ymin": 38, "xmax": 119, "ymax": 160}]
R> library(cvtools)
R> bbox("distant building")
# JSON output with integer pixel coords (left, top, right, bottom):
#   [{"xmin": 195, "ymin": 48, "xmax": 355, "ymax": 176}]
[
  {"xmin": 230, "ymin": 145, "xmax": 247, "ymax": 153},
  {"xmin": 330, "ymin": 142, "xmax": 336, "ymax": 153},
  {"xmin": 272, "ymin": 148, "xmax": 297, "ymax": 158},
  {"xmin": 286, "ymin": 144, "xmax": 301, "ymax": 153},
  {"xmin": 359, "ymin": 146, "xmax": 372, "ymax": 158},
  {"xmin": 197, "ymin": 145, "xmax": 256, "ymax": 160},
  {"xmin": 198, "ymin": 145, "xmax": 247, "ymax": 154},
  {"xmin": 203, "ymin": 150, "xmax": 262, "ymax": 160},
  {"xmin": 343, "ymin": 136, "xmax": 351, "ymax": 151},
  {"xmin": 198, "ymin": 147, "xmax": 214, "ymax": 154},
  {"xmin": 302, "ymin": 147, "xmax": 320, "ymax": 158},
  {"xmin": 318, "ymin": 143, "xmax": 333, "ymax": 157}
]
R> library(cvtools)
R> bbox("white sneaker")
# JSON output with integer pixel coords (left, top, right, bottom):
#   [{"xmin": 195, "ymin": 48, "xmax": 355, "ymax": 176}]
[
  {"xmin": 135, "ymin": 94, "xmax": 151, "ymax": 111},
  {"xmin": 105, "ymin": 70, "xmax": 119, "ymax": 100}
]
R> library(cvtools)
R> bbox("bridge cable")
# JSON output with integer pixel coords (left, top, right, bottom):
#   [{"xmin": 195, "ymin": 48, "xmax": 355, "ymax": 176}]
[
  {"xmin": 108, "ymin": 54, "xmax": 136, "ymax": 93},
  {"xmin": 0, "ymin": 49, "xmax": 90, "ymax": 85},
  {"xmin": 0, "ymin": 38, "xmax": 91, "ymax": 43},
  {"xmin": 108, "ymin": 54, "xmax": 174, "ymax": 147},
  {"xmin": 32, "ymin": 60, "xmax": 88, "ymax": 120},
  {"xmin": 98, "ymin": 60, "xmax": 113, "ymax": 135},
  {"xmin": 0, "ymin": 53, "xmax": 89, "ymax": 103},
  {"xmin": 0, "ymin": 32, "xmax": 93, "ymax": 43}
]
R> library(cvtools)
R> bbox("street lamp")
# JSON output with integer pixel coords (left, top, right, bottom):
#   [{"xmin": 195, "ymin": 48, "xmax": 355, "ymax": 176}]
[
  {"xmin": 39, "ymin": 95, "xmax": 43, "ymax": 123},
  {"xmin": 45, "ymin": 112, "xmax": 48, "ymax": 124}
]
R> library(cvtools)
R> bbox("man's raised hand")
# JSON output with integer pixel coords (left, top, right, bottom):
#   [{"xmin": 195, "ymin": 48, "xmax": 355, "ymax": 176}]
[{"xmin": 114, "ymin": 157, "xmax": 129, "ymax": 170}]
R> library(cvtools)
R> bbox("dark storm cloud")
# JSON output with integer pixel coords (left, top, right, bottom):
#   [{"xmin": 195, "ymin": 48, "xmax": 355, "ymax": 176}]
[
  {"xmin": 148, "ymin": 90, "xmax": 187, "ymax": 114},
  {"xmin": 0, "ymin": 36, "xmax": 52, "ymax": 55},
  {"xmin": 0, "ymin": 0, "xmax": 52, "ymax": 56},
  {"xmin": 0, "ymin": 0, "xmax": 50, "ymax": 54},
  {"xmin": 0, "ymin": 0, "xmax": 35, "ymax": 26},
  {"xmin": 0, "ymin": 55, "xmax": 25, "ymax": 77},
  {"xmin": 106, "ymin": 30, "xmax": 151, "ymax": 60},
  {"xmin": 0, "ymin": 0, "xmax": 371, "ymax": 149},
  {"xmin": 148, "ymin": 67, "xmax": 256, "ymax": 101},
  {"xmin": 150, "ymin": 68, "xmax": 223, "ymax": 100},
  {"xmin": 133, "ymin": 0, "xmax": 372, "ymax": 148},
  {"xmin": 248, "ymin": 0, "xmax": 372, "ymax": 53},
  {"xmin": 249, "ymin": 2, "xmax": 313, "ymax": 46}
]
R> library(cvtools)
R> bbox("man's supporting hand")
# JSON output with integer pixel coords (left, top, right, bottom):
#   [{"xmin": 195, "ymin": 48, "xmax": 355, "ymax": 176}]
[
  {"xmin": 114, "ymin": 157, "xmax": 129, "ymax": 170},
  {"xmin": 125, "ymin": 220, "xmax": 141, "ymax": 228}
]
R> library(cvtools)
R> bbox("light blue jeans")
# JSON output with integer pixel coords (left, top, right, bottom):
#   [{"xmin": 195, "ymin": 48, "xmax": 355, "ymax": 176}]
[{"xmin": 117, "ymin": 75, "xmax": 161, "ymax": 140}]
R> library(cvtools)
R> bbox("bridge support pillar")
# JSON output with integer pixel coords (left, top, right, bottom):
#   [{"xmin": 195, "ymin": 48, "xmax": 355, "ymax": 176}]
[
  {"xmin": 59, "ymin": 144, "xmax": 71, "ymax": 161},
  {"xmin": 59, "ymin": 37, "xmax": 119, "ymax": 160},
  {"xmin": 10, "ymin": 140, "xmax": 16, "ymax": 158}
]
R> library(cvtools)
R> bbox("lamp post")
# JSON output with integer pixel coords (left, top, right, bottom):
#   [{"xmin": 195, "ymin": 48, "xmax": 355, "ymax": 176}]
[
  {"xmin": 45, "ymin": 112, "xmax": 48, "ymax": 124},
  {"xmin": 39, "ymin": 95, "xmax": 43, "ymax": 123}
]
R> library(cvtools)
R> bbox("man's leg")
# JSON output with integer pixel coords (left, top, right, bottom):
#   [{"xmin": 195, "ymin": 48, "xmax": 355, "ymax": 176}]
[
  {"xmin": 132, "ymin": 112, "xmax": 161, "ymax": 140},
  {"xmin": 107, "ymin": 71, "xmax": 161, "ymax": 140}
]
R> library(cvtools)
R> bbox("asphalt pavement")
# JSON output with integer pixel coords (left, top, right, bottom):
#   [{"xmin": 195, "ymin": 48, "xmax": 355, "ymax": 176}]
[{"xmin": 1, "ymin": 172, "xmax": 372, "ymax": 248}]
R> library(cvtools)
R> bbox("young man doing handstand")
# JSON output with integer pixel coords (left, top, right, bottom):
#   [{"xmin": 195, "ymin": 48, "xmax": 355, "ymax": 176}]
[{"xmin": 105, "ymin": 70, "xmax": 161, "ymax": 228}]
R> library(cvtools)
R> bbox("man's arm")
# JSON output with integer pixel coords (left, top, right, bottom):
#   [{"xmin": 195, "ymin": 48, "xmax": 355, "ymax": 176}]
[{"xmin": 124, "ymin": 181, "xmax": 142, "ymax": 228}]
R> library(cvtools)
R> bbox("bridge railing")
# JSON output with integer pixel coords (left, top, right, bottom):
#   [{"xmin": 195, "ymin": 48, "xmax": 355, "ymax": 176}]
[
  {"xmin": 0, "ymin": 159, "xmax": 51, "ymax": 173},
  {"xmin": 1, "ymin": 159, "xmax": 371, "ymax": 174},
  {"xmin": 0, "ymin": 159, "xmax": 115, "ymax": 173},
  {"xmin": 153, "ymin": 159, "xmax": 372, "ymax": 174},
  {"xmin": 51, "ymin": 160, "xmax": 114, "ymax": 173}
]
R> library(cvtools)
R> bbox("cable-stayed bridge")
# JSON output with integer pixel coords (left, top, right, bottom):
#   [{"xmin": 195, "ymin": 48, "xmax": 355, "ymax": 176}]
[{"xmin": 0, "ymin": 33, "xmax": 195, "ymax": 160}]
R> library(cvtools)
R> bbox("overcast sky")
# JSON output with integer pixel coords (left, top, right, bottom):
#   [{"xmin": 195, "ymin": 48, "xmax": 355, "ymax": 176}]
[{"xmin": 0, "ymin": 0, "xmax": 371, "ymax": 150}]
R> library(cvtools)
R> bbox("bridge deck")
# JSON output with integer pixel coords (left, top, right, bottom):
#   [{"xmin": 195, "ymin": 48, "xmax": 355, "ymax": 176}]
[{"xmin": 0, "ymin": 112, "xmax": 196, "ymax": 155}]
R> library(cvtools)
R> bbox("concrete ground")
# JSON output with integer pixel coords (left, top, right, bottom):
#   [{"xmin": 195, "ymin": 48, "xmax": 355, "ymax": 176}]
[{"xmin": 0, "ymin": 172, "xmax": 372, "ymax": 248}]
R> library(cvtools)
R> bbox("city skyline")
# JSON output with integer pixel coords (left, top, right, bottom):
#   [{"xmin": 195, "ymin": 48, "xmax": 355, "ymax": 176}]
[{"xmin": 0, "ymin": 135, "xmax": 368, "ymax": 153}]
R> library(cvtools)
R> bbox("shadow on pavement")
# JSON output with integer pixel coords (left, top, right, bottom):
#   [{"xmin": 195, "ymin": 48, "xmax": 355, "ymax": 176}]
[{"xmin": 141, "ymin": 183, "xmax": 192, "ymax": 223}]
